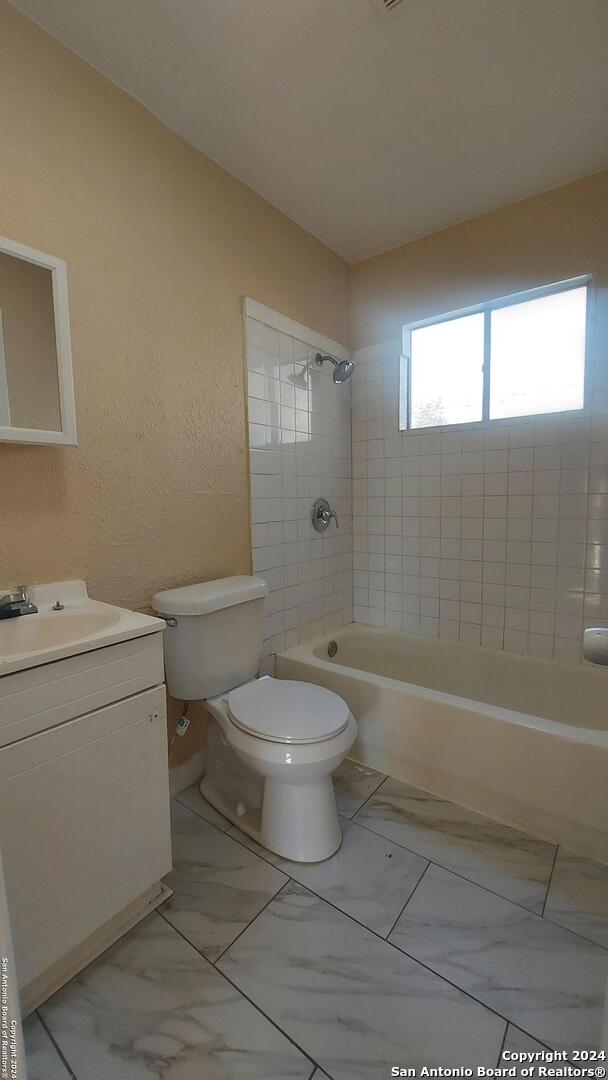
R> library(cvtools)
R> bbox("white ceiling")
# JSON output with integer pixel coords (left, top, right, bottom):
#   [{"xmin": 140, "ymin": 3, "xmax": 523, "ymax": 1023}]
[{"xmin": 13, "ymin": 0, "xmax": 608, "ymax": 262}]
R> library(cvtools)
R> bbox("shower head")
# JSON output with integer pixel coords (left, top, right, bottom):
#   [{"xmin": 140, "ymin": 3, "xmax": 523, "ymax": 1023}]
[{"xmin": 315, "ymin": 353, "xmax": 355, "ymax": 384}]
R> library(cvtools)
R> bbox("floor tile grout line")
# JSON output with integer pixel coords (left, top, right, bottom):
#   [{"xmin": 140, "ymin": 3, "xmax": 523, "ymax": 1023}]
[
  {"xmin": 376, "ymin": 931, "xmax": 553, "ymax": 1050},
  {"xmin": 539, "ymin": 908, "xmax": 608, "ymax": 952},
  {"xmin": 173, "ymin": 793, "xmax": 608, "ymax": 954},
  {"xmin": 34, "ymin": 1008, "xmax": 79, "ymax": 1079},
  {"xmin": 339, "ymin": 766, "xmax": 388, "ymax": 818},
  {"xmin": 348, "ymin": 815, "xmax": 567, "ymax": 923},
  {"xmin": 172, "ymin": 794, "xmax": 518, "ymax": 1028},
  {"xmin": 32, "ymin": 903, "xmax": 190, "ymax": 1074},
  {"xmin": 208, "ymin": 866, "xmax": 540, "ymax": 1047},
  {"xmin": 40, "ymin": 794, "xmax": 556, "ymax": 1070},
  {"xmin": 172, "ymin": 791, "xmax": 232, "ymax": 832},
  {"xmin": 495, "ymin": 1021, "xmax": 509, "ymax": 1068},
  {"xmin": 351, "ymin": 799, "xmax": 558, "ymax": 875},
  {"xmin": 157, "ymin": 897, "xmax": 320, "ymax": 1075},
  {"xmin": 384, "ymin": 860, "xmax": 431, "ymax": 939},
  {"xmin": 228, "ymin": 875, "xmax": 554, "ymax": 1052},
  {"xmin": 541, "ymin": 844, "xmax": 560, "ymax": 917},
  {"xmin": 209, "ymin": 875, "xmax": 291, "ymax": 965},
  {"xmin": 535, "ymin": 844, "xmax": 608, "ymax": 952},
  {"xmin": 309, "ymin": 1064, "xmax": 337, "ymax": 1080},
  {"xmin": 31, "ymin": 782, "xmax": 561, "ymax": 1074},
  {"xmin": 351, "ymin": 782, "xmax": 559, "ymax": 859}
]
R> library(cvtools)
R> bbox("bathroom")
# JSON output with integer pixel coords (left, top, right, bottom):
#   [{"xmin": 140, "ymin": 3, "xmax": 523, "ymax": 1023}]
[{"xmin": 0, "ymin": 0, "xmax": 607, "ymax": 1076}]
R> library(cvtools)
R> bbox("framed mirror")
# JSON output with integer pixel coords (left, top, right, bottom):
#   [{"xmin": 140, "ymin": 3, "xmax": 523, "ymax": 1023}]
[{"xmin": 0, "ymin": 234, "xmax": 77, "ymax": 445}]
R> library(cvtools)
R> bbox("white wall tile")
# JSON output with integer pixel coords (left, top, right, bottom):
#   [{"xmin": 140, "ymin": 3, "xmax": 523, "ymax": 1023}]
[
  {"xmin": 349, "ymin": 343, "xmax": 606, "ymax": 660},
  {"xmin": 247, "ymin": 316, "xmax": 352, "ymax": 658}
]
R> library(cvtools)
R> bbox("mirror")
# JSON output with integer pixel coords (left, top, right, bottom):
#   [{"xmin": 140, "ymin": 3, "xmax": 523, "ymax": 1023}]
[{"xmin": 0, "ymin": 235, "xmax": 76, "ymax": 445}]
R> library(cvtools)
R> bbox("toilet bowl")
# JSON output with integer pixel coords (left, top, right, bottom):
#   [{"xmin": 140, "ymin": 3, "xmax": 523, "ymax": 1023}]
[
  {"xmin": 203, "ymin": 676, "xmax": 357, "ymax": 861},
  {"xmin": 152, "ymin": 576, "xmax": 357, "ymax": 863}
]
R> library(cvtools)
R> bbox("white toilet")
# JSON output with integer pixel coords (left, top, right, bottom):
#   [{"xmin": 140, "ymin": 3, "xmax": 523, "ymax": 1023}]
[{"xmin": 153, "ymin": 575, "xmax": 357, "ymax": 862}]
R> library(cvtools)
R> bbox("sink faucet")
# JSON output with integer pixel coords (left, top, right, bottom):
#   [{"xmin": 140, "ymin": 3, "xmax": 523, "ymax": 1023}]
[{"xmin": 0, "ymin": 586, "xmax": 38, "ymax": 620}]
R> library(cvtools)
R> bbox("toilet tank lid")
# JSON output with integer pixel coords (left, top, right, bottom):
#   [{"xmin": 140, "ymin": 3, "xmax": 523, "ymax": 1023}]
[{"xmin": 153, "ymin": 576, "xmax": 268, "ymax": 616}]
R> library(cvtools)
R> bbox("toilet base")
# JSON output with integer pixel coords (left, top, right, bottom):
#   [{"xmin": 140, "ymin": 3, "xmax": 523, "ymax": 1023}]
[
  {"xmin": 198, "ymin": 702, "xmax": 356, "ymax": 864},
  {"xmin": 199, "ymin": 773, "xmax": 342, "ymax": 863},
  {"xmin": 261, "ymin": 776, "xmax": 342, "ymax": 862}
]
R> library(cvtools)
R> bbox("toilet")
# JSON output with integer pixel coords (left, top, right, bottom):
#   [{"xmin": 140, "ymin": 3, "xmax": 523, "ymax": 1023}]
[{"xmin": 153, "ymin": 575, "xmax": 357, "ymax": 862}]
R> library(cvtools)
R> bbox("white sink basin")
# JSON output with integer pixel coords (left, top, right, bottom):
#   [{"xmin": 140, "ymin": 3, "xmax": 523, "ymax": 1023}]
[
  {"xmin": 0, "ymin": 580, "xmax": 165, "ymax": 675},
  {"xmin": 0, "ymin": 610, "xmax": 121, "ymax": 657}
]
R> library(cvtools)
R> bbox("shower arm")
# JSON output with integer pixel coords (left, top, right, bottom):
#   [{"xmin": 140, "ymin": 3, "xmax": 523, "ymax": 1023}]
[{"xmin": 315, "ymin": 352, "xmax": 354, "ymax": 384}]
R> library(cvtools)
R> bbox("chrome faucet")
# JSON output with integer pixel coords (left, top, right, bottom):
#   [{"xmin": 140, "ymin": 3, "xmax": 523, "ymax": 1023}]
[
  {"xmin": 0, "ymin": 586, "xmax": 38, "ymax": 620},
  {"xmin": 311, "ymin": 497, "xmax": 340, "ymax": 533}
]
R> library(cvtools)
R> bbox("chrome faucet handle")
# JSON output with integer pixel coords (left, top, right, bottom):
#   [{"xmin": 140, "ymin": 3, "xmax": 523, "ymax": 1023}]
[
  {"xmin": 0, "ymin": 585, "xmax": 37, "ymax": 618},
  {"xmin": 311, "ymin": 497, "xmax": 339, "ymax": 533},
  {"xmin": 0, "ymin": 586, "xmax": 27, "ymax": 606}
]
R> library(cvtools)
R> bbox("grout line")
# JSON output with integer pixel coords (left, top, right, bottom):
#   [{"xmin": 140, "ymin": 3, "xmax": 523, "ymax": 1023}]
[
  {"xmin": 339, "ymin": 764, "xmax": 388, "ymax": 818},
  {"xmin": 157, "ymin": 893, "xmax": 319, "ymax": 1074},
  {"xmin": 210, "ymin": 876, "xmax": 290, "ymax": 965},
  {"xmin": 244, "ymin": 871, "xmax": 523, "ymax": 1036},
  {"xmin": 495, "ymin": 1020, "xmax": 509, "ymax": 1068},
  {"xmin": 166, "ymin": 782, "xmax": 603, "ymax": 1052},
  {"xmin": 202, "ymin": 785, "xmax": 608, "ymax": 955},
  {"xmin": 384, "ymin": 860, "xmax": 430, "ymax": 939},
  {"xmin": 348, "ymin": 814, "xmax": 568, "ymax": 923},
  {"xmin": 539, "ymin": 908, "xmax": 608, "ymax": 952},
  {"xmin": 308, "ymin": 1063, "xmax": 337, "ymax": 1080},
  {"xmin": 370, "ymin": 924, "xmax": 552, "ymax": 1046},
  {"xmin": 34, "ymin": 1010, "xmax": 79, "ymax": 1079},
  {"xmin": 172, "ymin": 797, "xmax": 231, "ymax": 832},
  {"xmin": 541, "ymin": 844, "xmax": 560, "ymax": 917},
  {"xmin": 32, "ymin": 906, "xmax": 177, "ymax": 1075},
  {"xmin": 171, "ymin": 793, "xmax": 232, "ymax": 832},
  {"xmin": 209, "ymin": 831, "xmax": 530, "ymax": 1037}
]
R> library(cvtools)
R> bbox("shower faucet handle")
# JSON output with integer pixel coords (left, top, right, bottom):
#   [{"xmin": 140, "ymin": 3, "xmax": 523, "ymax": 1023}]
[{"xmin": 311, "ymin": 497, "xmax": 339, "ymax": 532}]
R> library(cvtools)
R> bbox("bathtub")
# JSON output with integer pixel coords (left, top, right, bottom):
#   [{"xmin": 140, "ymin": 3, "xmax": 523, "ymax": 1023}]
[{"xmin": 277, "ymin": 624, "xmax": 608, "ymax": 863}]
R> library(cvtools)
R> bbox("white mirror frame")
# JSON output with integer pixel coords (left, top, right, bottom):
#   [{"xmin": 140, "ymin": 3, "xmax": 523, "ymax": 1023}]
[{"xmin": 0, "ymin": 234, "xmax": 77, "ymax": 446}]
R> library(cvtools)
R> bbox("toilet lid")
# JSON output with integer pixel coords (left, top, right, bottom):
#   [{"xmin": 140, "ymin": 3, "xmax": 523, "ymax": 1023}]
[{"xmin": 227, "ymin": 677, "xmax": 350, "ymax": 744}]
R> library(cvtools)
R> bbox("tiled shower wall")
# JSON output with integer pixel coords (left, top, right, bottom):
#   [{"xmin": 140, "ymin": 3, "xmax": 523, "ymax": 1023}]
[
  {"xmin": 351, "ymin": 340, "xmax": 608, "ymax": 660},
  {"xmin": 245, "ymin": 304, "xmax": 353, "ymax": 658}
]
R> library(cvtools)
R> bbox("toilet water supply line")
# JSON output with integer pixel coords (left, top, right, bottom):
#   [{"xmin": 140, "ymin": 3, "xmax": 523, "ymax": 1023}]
[{"xmin": 168, "ymin": 702, "xmax": 190, "ymax": 754}]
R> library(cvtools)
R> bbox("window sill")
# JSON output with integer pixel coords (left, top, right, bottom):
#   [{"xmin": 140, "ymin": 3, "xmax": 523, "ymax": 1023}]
[{"xmin": 399, "ymin": 407, "xmax": 591, "ymax": 437}]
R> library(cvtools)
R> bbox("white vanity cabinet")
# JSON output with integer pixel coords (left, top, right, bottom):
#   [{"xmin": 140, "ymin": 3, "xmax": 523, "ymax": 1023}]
[{"xmin": 0, "ymin": 625, "xmax": 172, "ymax": 1014}]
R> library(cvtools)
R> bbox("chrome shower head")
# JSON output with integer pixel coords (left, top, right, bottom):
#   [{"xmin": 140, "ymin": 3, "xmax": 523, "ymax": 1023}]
[{"xmin": 315, "ymin": 353, "xmax": 355, "ymax": 384}]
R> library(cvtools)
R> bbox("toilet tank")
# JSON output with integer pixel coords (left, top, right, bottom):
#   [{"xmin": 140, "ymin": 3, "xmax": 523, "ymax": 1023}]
[{"xmin": 152, "ymin": 576, "xmax": 268, "ymax": 701}]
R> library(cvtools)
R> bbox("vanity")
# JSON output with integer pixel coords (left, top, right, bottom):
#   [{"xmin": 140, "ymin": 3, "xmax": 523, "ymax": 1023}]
[
  {"xmin": 0, "ymin": 236, "xmax": 172, "ymax": 1015},
  {"xmin": 0, "ymin": 580, "xmax": 172, "ymax": 1015}
]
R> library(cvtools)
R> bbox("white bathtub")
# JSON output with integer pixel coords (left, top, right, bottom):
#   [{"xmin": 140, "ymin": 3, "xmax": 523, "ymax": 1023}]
[{"xmin": 277, "ymin": 624, "xmax": 608, "ymax": 863}]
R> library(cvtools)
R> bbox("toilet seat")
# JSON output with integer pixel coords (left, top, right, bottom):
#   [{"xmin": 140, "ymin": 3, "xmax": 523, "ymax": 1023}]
[{"xmin": 227, "ymin": 677, "xmax": 350, "ymax": 744}]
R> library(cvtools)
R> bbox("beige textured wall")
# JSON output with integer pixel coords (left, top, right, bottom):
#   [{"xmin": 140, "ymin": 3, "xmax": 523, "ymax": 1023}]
[
  {"xmin": 0, "ymin": 1, "xmax": 349, "ymax": 768},
  {"xmin": 351, "ymin": 171, "xmax": 608, "ymax": 348},
  {"xmin": 0, "ymin": 252, "xmax": 61, "ymax": 430},
  {"xmin": 0, "ymin": 1, "xmax": 349, "ymax": 612}
]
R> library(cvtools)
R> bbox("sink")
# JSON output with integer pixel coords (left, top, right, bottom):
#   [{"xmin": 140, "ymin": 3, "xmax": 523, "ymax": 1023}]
[
  {"xmin": 0, "ymin": 580, "xmax": 165, "ymax": 675},
  {"xmin": 0, "ymin": 610, "xmax": 121, "ymax": 657}
]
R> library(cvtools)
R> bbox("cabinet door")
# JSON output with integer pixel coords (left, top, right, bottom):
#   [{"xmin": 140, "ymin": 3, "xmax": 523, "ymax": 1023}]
[{"xmin": 0, "ymin": 685, "xmax": 171, "ymax": 989}]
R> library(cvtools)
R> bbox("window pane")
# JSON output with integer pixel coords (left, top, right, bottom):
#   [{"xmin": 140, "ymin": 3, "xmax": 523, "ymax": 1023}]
[
  {"xmin": 489, "ymin": 286, "xmax": 587, "ymax": 420},
  {"xmin": 409, "ymin": 313, "xmax": 484, "ymax": 428}
]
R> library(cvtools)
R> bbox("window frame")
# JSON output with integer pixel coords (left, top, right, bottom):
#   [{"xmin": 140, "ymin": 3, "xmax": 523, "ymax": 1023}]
[{"xmin": 400, "ymin": 274, "xmax": 593, "ymax": 434}]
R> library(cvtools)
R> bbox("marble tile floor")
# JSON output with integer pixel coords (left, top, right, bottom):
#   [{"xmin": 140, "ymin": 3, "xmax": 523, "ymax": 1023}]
[{"xmin": 25, "ymin": 760, "xmax": 608, "ymax": 1080}]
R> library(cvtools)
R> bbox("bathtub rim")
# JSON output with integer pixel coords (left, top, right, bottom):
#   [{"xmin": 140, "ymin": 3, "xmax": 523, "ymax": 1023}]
[{"xmin": 279, "ymin": 624, "xmax": 608, "ymax": 749}]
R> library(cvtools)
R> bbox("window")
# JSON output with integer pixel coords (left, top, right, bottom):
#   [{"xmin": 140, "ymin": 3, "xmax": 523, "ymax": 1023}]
[{"xmin": 400, "ymin": 277, "xmax": 589, "ymax": 431}]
